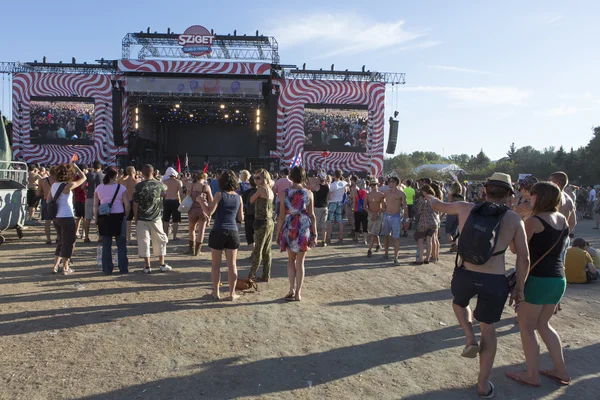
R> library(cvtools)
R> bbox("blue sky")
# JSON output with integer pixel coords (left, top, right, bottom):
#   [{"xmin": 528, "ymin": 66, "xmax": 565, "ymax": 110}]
[{"xmin": 1, "ymin": 0, "xmax": 598, "ymax": 159}]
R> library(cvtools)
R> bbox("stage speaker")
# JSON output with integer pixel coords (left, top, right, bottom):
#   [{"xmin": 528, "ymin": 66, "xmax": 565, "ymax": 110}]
[
  {"xmin": 386, "ymin": 117, "xmax": 399, "ymax": 154},
  {"xmin": 262, "ymin": 82, "xmax": 273, "ymax": 97},
  {"xmin": 112, "ymin": 89, "xmax": 124, "ymax": 146}
]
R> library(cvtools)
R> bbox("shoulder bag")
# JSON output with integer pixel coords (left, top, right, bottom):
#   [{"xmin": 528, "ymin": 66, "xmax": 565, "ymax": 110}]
[{"xmin": 98, "ymin": 185, "xmax": 121, "ymax": 216}]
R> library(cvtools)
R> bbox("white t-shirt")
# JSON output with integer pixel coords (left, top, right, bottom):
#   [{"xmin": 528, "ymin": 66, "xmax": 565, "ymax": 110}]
[
  {"xmin": 51, "ymin": 182, "xmax": 74, "ymax": 218},
  {"xmin": 589, "ymin": 189, "xmax": 597, "ymax": 202},
  {"xmin": 329, "ymin": 180, "xmax": 348, "ymax": 203}
]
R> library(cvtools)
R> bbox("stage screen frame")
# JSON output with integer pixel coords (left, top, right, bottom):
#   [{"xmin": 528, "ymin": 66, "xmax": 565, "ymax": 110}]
[
  {"xmin": 29, "ymin": 96, "xmax": 96, "ymax": 145},
  {"xmin": 303, "ymin": 103, "xmax": 369, "ymax": 153}
]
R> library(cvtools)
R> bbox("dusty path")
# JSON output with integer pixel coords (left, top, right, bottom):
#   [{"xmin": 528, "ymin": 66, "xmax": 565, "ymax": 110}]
[{"xmin": 1, "ymin": 219, "xmax": 599, "ymax": 399}]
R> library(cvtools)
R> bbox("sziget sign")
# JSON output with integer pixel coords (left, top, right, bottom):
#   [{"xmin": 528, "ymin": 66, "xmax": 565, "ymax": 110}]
[{"xmin": 179, "ymin": 25, "xmax": 215, "ymax": 57}]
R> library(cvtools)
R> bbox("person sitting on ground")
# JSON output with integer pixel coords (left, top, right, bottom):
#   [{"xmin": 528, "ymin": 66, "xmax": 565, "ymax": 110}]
[
  {"xmin": 584, "ymin": 241, "xmax": 600, "ymax": 267},
  {"xmin": 565, "ymin": 238, "xmax": 599, "ymax": 283}
]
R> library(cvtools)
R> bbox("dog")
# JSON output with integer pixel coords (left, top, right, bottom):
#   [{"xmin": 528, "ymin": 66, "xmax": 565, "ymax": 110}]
[{"xmin": 235, "ymin": 278, "xmax": 258, "ymax": 292}]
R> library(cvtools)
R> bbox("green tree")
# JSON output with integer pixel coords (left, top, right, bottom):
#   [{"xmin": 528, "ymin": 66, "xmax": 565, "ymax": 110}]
[
  {"xmin": 554, "ymin": 146, "xmax": 567, "ymax": 169},
  {"xmin": 507, "ymin": 142, "xmax": 517, "ymax": 162}
]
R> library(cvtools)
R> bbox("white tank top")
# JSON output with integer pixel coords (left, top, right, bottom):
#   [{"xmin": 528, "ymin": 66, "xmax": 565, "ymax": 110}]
[{"xmin": 51, "ymin": 182, "xmax": 74, "ymax": 218}]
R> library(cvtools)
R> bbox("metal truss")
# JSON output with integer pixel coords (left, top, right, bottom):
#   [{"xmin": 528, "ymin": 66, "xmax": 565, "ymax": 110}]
[
  {"xmin": 128, "ymin": 92, "xmax": 264, "ymax": 108},
  {"xmin": 285, "ymin": 69, "xmax": 406, "ymax": 84},
  {"xmin": 122, "ymin": 32, "xmax": 280, "ymax": 63},
  {"xmin": 0, "ymin": 61, "xmax": 116, "ymax": 75}
]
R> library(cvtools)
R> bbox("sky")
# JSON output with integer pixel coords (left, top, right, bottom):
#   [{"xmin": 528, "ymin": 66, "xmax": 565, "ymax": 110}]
[{"xmin": 1, "ymin": 0, "xmax": 599, "ymax": 160}]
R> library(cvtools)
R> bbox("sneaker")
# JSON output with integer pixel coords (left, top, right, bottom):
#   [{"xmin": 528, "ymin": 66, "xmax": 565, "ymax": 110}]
[
  {"xmin": 367, "ymin": 250, "xmax": 372, "ymax": 258},
  {"xmin": 160, "ymin": 264, "xmax": 172, "ymax": 272},
  {"xmin": 375, "ymin": 245, "xmax": 381, "ymax": 252},
  {"xmin": 143, "ymin": 267, "xmax": 152, "ymax": 274},
  {"xmin": 393, "ymin": 259, "xmax": 401, "ymax": 266}
]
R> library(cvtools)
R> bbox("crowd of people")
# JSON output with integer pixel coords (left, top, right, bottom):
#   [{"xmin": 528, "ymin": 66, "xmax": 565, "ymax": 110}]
[
  {"xmin": 22, "ymin": 161, "xmax": 600, "ymax": 398},
  {"xmin": 29, "ymin": 101, "xmax": 94, "ymax": 140},
  {"xmin": 303, "ymin": 108, "xmax": 368, "ymax": 151}
]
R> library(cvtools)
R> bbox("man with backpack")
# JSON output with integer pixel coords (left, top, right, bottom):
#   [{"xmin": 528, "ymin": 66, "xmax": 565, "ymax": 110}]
[{"xmin": 427, "ymin": 172, "xmax": 529, "ymax": 399}]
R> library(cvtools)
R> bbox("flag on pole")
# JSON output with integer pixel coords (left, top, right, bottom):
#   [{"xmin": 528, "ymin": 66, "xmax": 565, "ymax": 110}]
[
  {"xmin": 184, "ymin": 153, "xmax": 189, "ymax": 172},
  {"xmin": 290, "ymin": 152, "xmax": 302, "ymax": 168},
  {"xmin": 203, "ymin": 162, "xmax": 209, "ymax": 174},
  {"xmin": 175, "ymin": 156, "xmax": 181, "ymax": 173}
]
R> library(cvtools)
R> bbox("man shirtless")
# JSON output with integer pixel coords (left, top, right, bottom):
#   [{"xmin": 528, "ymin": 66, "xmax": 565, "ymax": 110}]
[
  {"xmin": 549, "ymin": 171, "xmax": 576, "ymax": 240},
  {"xmin": 427, "ymin": 172, "xmax": 529, "ymax": 399},
  {"xmin": 381, "ymin": 177, "xmax": 408, "ymax": 265},
  {"xmin": 121, "ymin": 166, "xmax": 140, "ymax": 244},
  {"xmin": 366, "ymin": 179, "xmax": 385, "ymax": 257},
  {"xmin": 162, "ymin": 167, "xmax": 183, "ymax": 240},
  {"xmin": 36, "ymin": 167, "xmax": 56, "ymax": 244}
]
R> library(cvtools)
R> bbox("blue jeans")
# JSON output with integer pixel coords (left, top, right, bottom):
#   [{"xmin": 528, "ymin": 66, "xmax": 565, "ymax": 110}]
[{"xmin": 101, "ymin": 218, "xmax": 128, "ymax": 275}]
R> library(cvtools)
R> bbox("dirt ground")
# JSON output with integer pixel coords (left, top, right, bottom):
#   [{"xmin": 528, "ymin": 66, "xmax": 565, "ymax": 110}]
[{"xmin": 1, "ymin": 217, "xmax": 599, "ymax": 400}]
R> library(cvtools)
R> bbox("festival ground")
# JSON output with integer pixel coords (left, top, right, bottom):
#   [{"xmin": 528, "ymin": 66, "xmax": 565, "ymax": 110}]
[{"xmin": 1, "ymin": 220, "xmax": 599, "ymax": 400}]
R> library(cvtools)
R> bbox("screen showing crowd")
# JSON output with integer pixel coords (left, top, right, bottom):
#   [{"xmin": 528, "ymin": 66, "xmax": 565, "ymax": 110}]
[
  {"xmin": 29, "ymin": 98, "xmax": 95, "ymax": 141},
  {"xmin": 303, "ymin": 105, "xmax": 368, "ymax": 153}
]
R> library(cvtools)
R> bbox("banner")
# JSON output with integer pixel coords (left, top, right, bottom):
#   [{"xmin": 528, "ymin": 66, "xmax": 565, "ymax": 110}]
[{"xmin": 126, "ymin": 77, "xmax": 264, "ymax": 96}]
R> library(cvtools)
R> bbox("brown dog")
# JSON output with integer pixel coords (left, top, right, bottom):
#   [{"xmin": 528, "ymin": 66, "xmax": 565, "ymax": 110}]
[{"xmin": 235, "ymin": 278, "xmax": 258, "ymax": 292}]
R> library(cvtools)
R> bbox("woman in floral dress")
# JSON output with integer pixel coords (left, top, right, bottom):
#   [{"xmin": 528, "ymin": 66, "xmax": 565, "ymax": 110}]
[{"xmin": 275, "ymin": 166, "xmax": 317, "ymax": 301}]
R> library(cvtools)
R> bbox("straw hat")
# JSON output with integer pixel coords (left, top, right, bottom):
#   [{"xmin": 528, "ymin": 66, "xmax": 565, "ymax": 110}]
[{"xmin": 484, "ymin": 172, "xmax": 514, "ymax": 194}]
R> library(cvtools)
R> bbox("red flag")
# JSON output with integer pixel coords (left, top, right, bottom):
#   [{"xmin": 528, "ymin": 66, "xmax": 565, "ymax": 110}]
[
  {"xmin": 203, "ymin": 162, "xmax": 209, "ymax": 173},
  {"xmin": 175, "ymin": 156, "xmax": 181, "ymax": 173}
]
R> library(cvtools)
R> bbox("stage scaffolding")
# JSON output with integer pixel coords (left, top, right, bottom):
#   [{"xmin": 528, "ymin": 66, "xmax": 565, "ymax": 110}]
[{"xmin": 122, "ymin": 31, "xmax": 280, "ymax": 63}]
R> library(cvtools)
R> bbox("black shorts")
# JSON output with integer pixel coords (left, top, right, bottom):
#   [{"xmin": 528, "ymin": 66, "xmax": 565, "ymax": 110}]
[
  {"xmin": 127, "ymin": 201, "xmax": 134, "ymax": 221},
  {"xmin": 209, "ymin": 229, "xmax": 240, "ymax": 250},
  {"xmin": 162, "ymin": 199, "xmax": 181, "ymax": 223},
  {"xmin": 354, "ymin": 211, "xmax": 368, "ymax": 233},
  {"xmin": 407, "ymin": 204, "xmax": 415, "ymax": 219},
  {"xmin": 451, "ymin": 268, "xmax": 509, "ymax": 325},
  {"xmin": 27, "ymin": 189, "xmax": 40, "ymax": 208},
  {"xmin": 414, "ymin": 229, "xmax": 435, "ymax": 240},
  {"xmin": 74, "ymin": 201, "xmax": 85, "ymax": 218}
]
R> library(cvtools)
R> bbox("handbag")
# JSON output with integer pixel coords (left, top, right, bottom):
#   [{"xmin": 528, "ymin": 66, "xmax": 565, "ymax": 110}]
[
  {"xmin": 507, "ymin": 225, "xmax": 567, "ymax": 294},
  {"xmin": 178, "ymin": 195, "xmax": 193, "ymax": 213},
  {"xmin": 98, "ymin": 185, "xmax": 121, "ymax": 216}
]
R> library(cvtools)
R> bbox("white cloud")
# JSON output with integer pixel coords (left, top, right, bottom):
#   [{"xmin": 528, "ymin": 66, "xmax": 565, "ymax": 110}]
[
  {"xmin": 545, "ymin": 103, "xmax": 600, "ymax": 117},
  {"xmin": 401, "ymin": 86, "xmax": 532, "ymax": 106},
  {"xmin": 267, "ymin": 13, "xmax": 436, "ymax": 58},
  {"xmin": 543, "ymin": 15, "xmax": 564, "ymax": 25},
  {"xmin": 429, "ymin": 65, "xmax": 496, "ymax": 76}
]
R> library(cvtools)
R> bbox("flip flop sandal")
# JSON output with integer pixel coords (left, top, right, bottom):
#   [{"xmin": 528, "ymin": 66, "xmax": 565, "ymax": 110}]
[
  {"xmin": 461, "ymin": 344, "xmax": 480, "ymax": 359},
  {"xmin": 505, "ymin": 371, "xmax": 540, "ymax": 387},
  {"xmin": 63, "ymin": 268, "xmax": 75, "ymax": 275},
  {"xmin": 478, "ymin": 381, "xmax": 495, "ymax": 399},
  {"xmin": 540, "ymin": 370, "xmax": 571, "ymax": 386}
]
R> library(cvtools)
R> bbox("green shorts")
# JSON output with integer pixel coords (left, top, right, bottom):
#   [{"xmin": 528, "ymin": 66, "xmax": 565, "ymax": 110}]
[{"xmin": 524, "ymin": 276, "xmax": 566, "ymax": 305}]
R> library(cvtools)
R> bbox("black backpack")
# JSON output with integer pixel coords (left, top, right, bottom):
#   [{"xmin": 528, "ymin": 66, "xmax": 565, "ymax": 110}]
[
  {"xmin": 456, "ymin": 202, "xmax": 509, "ymax": 266},
  {"xmin": 242, "ymin": 188, "xmax": 257, "ymax": 216},
  {"xmin": 47, "ymin": 183, "xmax": 67, "ymax": 220}
]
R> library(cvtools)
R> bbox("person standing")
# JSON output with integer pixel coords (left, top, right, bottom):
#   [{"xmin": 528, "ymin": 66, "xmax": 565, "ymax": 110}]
[
  {"xmin": 83, "ymin": 161, "xmax": 104, "ymax": 243},
  {"xmin": 412, "ymin": 185, "xmax": 438, "ymax": 265},
  {"xmin": 162, "ymin": 167, "xmax": 183, "ymax": 241},
  {"xmin": 549, "ymin": 172, "xmax": 576, "ymax": 239},
  {"xmin": 205, "ymin": 170, "xmax": 244, "ymax": 301},
  {"xmin": 210, "ymin": 170, "xmax": 222, "ymax": 196},
  {"xmin": 310, "ymin": 172, "xmax": 330, "ymax": 247},
  {"xmin": 506, "ymin": 181, "xmax": 571, "ymax": 387},
  {"xmin": 248, "ymin": 169, "xmax": 274, "ymax": 282},
  {"xmin": 402, "ymin": 179, "xmax": 416, "ymax": 236},
  {"xmin": 73, "ymin": 164, "xmax": 88, "ymax": 238},
  {"xmin": 26, "ymin": 164, "xmax": 42, "ymax": 223},
  {"xmin": 276, "ymin": 166, "xmax": 317, "ymax": 301},
  {"xmin": 366, "ymin": 179, "xmax": 385, "ymax": 257},
  {"xmin": 133, "ymin": 164, "xmax": 172, "ymax": 274},
  {"xmin": 347, "ymin": 175, "xmax": 358, "ymax": 241},
  {"xmin": 428, "ymin": 173, "xmax": 529, "ymax": 399},
  {"xmin": 515, "ymin": 176, "xmax": 539, "ymax": 221},
  {"xmin": 121, "ymin": 166, "xmax": 140, "ymax": 244},
  {"xmin": 185, "ymin": 172, "xmax": 212, "ymax": 256},
  {"xmin": 94, "ymin": 167, "xmax": 130, "ymax": 275},
  {"xmin": 273, "ymin": 168, "xmax": 293, "ymax": 218},
  {"xmin": 241, "ymin": 177, "xmax": 257, "ymax": 251},
  {"xmin": 48, "ymin": 163, "xmax": 87, "ymax": 275},
  {"xmin": 353, "ymin": 180, "xmax": 369, "ymax": 245},
  {"xmin": 381, "ymin": 177, "xmax": 407, "ymax": 265},
  {"xmin": 327, "ymin": 170, "xmax": 348, "ymax": 245},
  {"xmin": 36, "ymin": 167, "xmax": 57, "ymax": 244}
]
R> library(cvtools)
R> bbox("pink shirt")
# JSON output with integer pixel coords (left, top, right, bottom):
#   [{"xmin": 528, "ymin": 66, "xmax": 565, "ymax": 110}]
[
  {"xmin": 273, "ymin": 177, "xmax": 292, "ymax": 195},
  {"xmin": 95, "ymin": 183, "xmax": 126, "ymax": 214}
]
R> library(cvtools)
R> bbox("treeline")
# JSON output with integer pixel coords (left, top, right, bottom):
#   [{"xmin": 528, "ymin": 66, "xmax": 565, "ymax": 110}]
[{"xmin": 384, "ymin": 126, "xmax": 600, "ymax": 185}]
